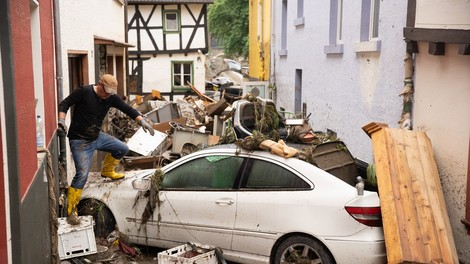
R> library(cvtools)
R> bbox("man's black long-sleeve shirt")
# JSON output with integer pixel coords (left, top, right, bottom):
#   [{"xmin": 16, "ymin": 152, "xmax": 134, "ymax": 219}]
[{"xmin": 59, "ymin": 85, "xmax": 140, "ymax": 140}]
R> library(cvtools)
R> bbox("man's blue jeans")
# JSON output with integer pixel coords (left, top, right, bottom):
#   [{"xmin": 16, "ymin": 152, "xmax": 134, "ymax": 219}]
[{"xmin": 69, "ymin": 132, "xmax": 128, "ymax": 189}]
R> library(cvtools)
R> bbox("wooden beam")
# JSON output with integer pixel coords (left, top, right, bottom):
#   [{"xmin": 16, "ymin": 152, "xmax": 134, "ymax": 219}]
[
  {"xmin": 404, "ymin": 27, "xmax": 470, "ymax": 44},
  {"xmin": 406, "ymin": 0, "xmax": 416, "ymax": 27},
  {"xmin": 459, "ymin": 44, "xmax": 470, "ymax": 55},
  {"xmin": 428, "ymin": 42, "xmax": 445, "ymax": 55},
  {"xmin": 406, "ymin": 40, "xmax": 419, "ymax": 54}
]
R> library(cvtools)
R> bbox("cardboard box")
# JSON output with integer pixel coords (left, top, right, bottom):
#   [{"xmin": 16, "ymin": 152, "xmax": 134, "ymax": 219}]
[{"xmin": 57, "ymin": 215, "xmax": 97, "ymax": 260}]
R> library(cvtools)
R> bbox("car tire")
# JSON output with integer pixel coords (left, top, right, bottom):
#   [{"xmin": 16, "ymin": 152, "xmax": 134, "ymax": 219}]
[
  {"xmin": 273, "ymin": 236, "xmax": 336, "ymax": 264},
  {"xmin": 78, "ymin": 199, "xmax": 116, "ymax": 239}
]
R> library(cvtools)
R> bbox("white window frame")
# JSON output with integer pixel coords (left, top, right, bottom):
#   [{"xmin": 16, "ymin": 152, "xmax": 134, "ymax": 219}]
[
  {"xmin": 280, "ymin": 0, "xmax": 288, "ymax": 56},
  {"xmin": 324, "ymin": 0, "xmax": 344, "ymax": 54},
  {"xmin": 354, "ymin": 0, "xmax": 381, "ymax": 53},
  {"xmin": 294, "ymin": 0, "xmax": 305, "ymax": 27}
]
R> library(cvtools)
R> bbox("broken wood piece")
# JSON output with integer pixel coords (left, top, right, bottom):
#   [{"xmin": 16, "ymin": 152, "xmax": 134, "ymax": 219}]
[
  {"xmin": 206, "ymin": 97, "xmax": 230, "ymax": 116},
  {"xmin": 187, "ymin": 81, "xmax": 216, "ymax": 103},
  {"xmin": 363, "ymin": 122, "xmax": 458, "ymax": 264},
  {"xmin": 152, "ymin": 89, "xmax": 162, "ymax": 100}
]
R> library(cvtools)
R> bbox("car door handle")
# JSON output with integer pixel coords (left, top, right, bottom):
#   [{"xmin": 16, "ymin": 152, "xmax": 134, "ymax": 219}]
[{"xmin": 215, "ymin": 198, "xmax": 234, "ymax": 206}]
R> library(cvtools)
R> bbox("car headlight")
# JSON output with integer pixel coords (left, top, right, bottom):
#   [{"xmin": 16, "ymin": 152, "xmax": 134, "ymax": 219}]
[{"xmin": 132, "ymin": 178, "xmax": 151, "ymax": 191}]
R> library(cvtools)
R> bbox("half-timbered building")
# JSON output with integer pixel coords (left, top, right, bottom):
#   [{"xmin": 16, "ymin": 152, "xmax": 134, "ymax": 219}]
[{"xmin": 127, "ymin": 0, "xmax": 213, "ymax": 98}]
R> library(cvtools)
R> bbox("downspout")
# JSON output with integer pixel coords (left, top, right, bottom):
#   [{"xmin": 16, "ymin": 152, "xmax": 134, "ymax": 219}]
[
  {"xmin": 0, "ymin": 1, "xmax": 22, "ymax": 262},
  {"xmin": 270, "ymin": 0, "xmax": 276, "ymax": 102},
  {"xmin": 399, "ymin": 0, "xmax": 416, "ymax": 130},
  {"xmin": 53, "ymin": 0, "xmax": 68, "ymax": 198}
]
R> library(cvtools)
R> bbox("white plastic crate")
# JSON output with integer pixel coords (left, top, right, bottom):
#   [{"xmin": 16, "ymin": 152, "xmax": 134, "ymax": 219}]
[
  {"xmin": 57, "ymin": 215, "xmax": 97, "ymax": 260},
  {"xmin": 158, "ymin": 243, "xmax": 217, "ymax": 264}
]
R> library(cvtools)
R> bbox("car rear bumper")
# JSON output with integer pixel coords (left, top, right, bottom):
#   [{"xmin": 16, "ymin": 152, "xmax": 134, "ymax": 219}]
[{"xmin": 322, "ymin": 228, "xmax": 387, "ymax": 264}]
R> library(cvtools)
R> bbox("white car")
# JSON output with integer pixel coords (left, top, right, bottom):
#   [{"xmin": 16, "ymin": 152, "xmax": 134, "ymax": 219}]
[{"xmin": 79, "ymin": 144, "xmax": 386, "ymax": 264}]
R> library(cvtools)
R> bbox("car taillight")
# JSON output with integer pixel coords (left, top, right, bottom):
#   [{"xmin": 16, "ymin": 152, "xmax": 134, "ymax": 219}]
[{"xmin": 345, "ymin": 206, "xmax": 383, "ymax": 227}]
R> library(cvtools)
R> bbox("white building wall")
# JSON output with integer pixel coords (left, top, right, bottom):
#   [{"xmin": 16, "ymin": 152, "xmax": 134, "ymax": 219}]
[
  {"xmin": 413, "ymin": 43, "xmax": 470, "ymax": 264},
  {"xmin": 140, "ymin": 53, "xmax": 206, "ymax": 95},
  {"xmin": 59, "ymin": 0, "xmax": 128, "ymax": 178},
  {"xmin": 272, "ymin": 1, "xmax": 407, "ymax": 162},
  {"xmin": 127, "ymin": 4, "xmax": 207, "ymax": 94},
  {"xmin": 60, "ymin": 0, "xmax": 127, "ymax": 95}
]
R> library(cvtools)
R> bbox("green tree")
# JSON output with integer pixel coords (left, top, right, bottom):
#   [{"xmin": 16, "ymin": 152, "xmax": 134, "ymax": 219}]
[{"xmin": 208, "ymin": 0, "xmax": 249, "ymax": 58}]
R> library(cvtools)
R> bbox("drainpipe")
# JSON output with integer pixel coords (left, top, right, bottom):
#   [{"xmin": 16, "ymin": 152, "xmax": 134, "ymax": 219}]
[
  {"xmin": 53, "ymin": 0, "xmax": 67, "ymax": 190},
  {"xmin": 270, "ymin": 0, "xmax": 276, "ymax": 102},
  {"xmin": 0, "ymin": 1, "xmax": 22, "ymax": 262}
]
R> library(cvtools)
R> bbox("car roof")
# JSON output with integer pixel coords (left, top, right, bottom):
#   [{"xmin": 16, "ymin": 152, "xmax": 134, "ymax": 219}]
[{"xmin": 163, "ymin": 143, "xmax": 354, "ymax": 190}]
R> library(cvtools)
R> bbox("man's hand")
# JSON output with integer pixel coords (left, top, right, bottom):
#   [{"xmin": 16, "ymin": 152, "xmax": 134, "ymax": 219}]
[
  {"xmin": 58, "ymin": 118, "xmax": 68, "ymax": 134},
  {"xmin": 140, "ymin": 119, "xmax": 155, "ymax": 136}
]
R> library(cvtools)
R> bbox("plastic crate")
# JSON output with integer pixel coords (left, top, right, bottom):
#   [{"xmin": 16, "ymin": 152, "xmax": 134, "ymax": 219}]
[
  {"xmin": 158, "ymin": 243, "xmax": 217, "ymax": 264},
  {"xmin": 57, "ymin": 215, "xmax": 97, "ymax": 260}
]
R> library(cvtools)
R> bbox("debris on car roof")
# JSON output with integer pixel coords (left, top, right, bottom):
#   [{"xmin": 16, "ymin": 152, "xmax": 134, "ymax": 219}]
[{"xmin": 103, "ymin": 83, "xmax": 348, "ymax": 173}]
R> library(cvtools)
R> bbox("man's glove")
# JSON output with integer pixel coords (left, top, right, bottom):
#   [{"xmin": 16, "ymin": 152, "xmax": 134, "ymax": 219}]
[
  {"xmin": 58, "ymin": 118, "xmax": 68, "ymax": 134},
  {"xmin": 140, "ymin": 119, "xmax": 155, "ymax": 136}
]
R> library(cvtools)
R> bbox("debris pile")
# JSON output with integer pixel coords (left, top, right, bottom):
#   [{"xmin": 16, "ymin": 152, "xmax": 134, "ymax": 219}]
[{"xmin": 103, "ymin": 83, "xmax": 345, "ymax": 172}]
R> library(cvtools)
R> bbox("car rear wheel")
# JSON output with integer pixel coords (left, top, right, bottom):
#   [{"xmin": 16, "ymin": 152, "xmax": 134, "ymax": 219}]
[
  {"xmin": 273, "ymin": 236, "xmax": 336, "ymax": 264},
  {"xmin": 78, "ymin": 199, "xmax": 116, "ymax": 239}
]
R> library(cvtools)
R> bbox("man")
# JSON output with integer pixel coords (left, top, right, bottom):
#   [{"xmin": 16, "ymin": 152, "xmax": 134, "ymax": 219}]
[{"xmin": 58, "ymin": 74, "xmax": 154, "ymax": 225}]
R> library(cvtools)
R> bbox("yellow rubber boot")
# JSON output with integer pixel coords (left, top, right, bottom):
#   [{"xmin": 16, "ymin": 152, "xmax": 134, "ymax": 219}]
[
  {"xmin": 101, "ymin": 153, "xmax": 125, "ymax": 180},
  {"xmin": 67, "ymin": 187, "xmax": 82, "ymax": 225}
]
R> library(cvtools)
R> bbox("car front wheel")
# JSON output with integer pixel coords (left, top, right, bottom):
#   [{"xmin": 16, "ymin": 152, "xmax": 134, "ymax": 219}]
[
  {"xmin": 78, "ymin": 198, "xmax": 116, "ymax": 239},
  {"xmin": 273, "ymin": 236, "xmax": 336, "ymax": 264}
]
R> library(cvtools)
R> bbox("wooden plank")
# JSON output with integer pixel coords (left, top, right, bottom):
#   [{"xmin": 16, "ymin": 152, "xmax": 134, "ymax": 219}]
[
  {"xmin": 403, "ymin": 130, "xmax": 438, "ymax": 262},
  {"xmin": 363, "ymin": 122, "xmax": 459, "ymax": 264},
  {"xmin": 417, "ymin": 132, "xmax": 459, "ymax": 263},
  {"xmin": 368, "ymin": 128, "xmax": 403, "ymax": 262},
  {"xmin": 391, "ymin": 129, "xmax": 425, "ymax": 262}
]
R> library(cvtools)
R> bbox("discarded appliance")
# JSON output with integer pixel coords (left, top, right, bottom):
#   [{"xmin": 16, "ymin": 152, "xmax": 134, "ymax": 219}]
[
  {"xmin": 146, "ymin": 102, "xmax": 180, "ymax": 124},
  {"xmin": 171, "ymin": 128, "xmax": 211, "ymax": 154},
  {"xmin": 57, "ymin": 215, "xmax": 97, "ymax": 260},
  {"xmin": 127, "ymin": 127, "xmax": 168, "ymax": 156},
  {"xmin": 158, "ymin": 243, "xmax": 217, "ymax": 264}
]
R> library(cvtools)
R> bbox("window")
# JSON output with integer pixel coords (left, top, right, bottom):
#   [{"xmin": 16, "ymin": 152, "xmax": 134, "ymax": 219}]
[
  {"xmin": 163, "ymin": 10, "xmax": 180, "ymax": 33},
  {"xmin": 294, "ymin": 0, "xmax": 305, "ymax": 27},
  {"xmin": 172, "ymin": 62, "xmax": 193, "ymax": 89},
  {"xmin": 370, "ymin": 0, "xmax": 380, "ymax": 39},
  {"xmin": 324, "ymin": 0, "xmax": 344, "ymax": 54},
  {"xmin": 337, "ymin": 0, "xmax": 343, "ymax": 42},
  {"xmin": 244, "ymin": 159, "xmax": 310, "ymax": 189},
  {"xmin": 162, "ymin": 156, "xmax": 244, "ymax": 190},
  {"xmin": 355, "ymin": 0, "xmax": 381, "ymax": 52},
  {"xmin": 294, "ymin": 69, "xmax": 302, "ymax": 114},
  {"xmin": 280, "ymin": 0, "xmax": 288, "ymax": 55}
]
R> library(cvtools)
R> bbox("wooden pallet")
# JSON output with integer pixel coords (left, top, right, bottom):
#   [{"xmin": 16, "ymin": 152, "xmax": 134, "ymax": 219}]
[{"xmin": 363, "ymin": 122, "xmax": 458, "ymax": 264}]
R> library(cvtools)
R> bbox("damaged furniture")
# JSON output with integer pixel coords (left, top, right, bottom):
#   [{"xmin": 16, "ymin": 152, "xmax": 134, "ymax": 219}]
[{"xmin": 363, "ymin": 122, "xmax": 458, "ymax": 264}]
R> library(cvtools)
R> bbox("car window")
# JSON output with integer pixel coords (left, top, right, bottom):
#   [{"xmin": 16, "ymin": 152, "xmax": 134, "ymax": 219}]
[
  {"xmin": 244, "ymin": 159, "xmax": 311, "ymax": 189},
  {"xmin": 162, "ymin": 155, "xmax": 244, "ymax": 190}
]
